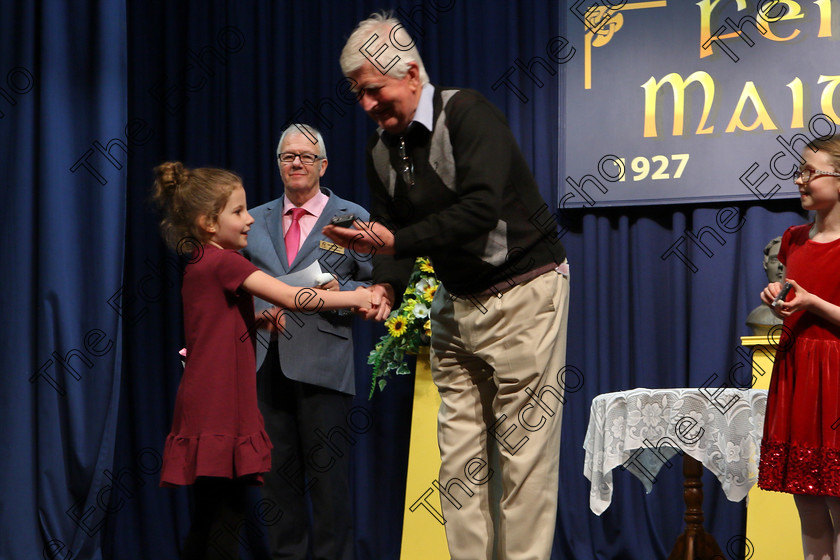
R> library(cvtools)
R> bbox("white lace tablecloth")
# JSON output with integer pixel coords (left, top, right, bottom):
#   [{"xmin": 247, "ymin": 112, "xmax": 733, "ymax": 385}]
[{"xmin": 583, "ymin": 388, "xmax": 767, "ymax": 515}]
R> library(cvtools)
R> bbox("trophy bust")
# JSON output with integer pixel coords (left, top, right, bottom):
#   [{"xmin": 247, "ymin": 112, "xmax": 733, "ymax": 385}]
[{"xmin": 746, "ymin": 236, "xmax": 784, "ymax": 336}]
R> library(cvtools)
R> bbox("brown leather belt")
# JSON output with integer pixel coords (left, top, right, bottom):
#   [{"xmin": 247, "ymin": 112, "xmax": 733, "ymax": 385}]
[{"xmin": 468, "ymin": 260, "xmax": 568, "ymax": 298}]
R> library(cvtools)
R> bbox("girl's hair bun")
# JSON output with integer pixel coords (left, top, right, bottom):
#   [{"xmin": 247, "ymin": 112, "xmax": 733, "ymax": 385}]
[{"xmin": 155, "ymin": 161, "xmax": 188, "ymax": 196}]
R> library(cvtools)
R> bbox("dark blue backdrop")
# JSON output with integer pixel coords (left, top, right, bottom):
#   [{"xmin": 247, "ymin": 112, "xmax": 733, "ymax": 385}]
[{"xmin": 1, "ymin": 1, "xmax": 805, "ymax": 559}]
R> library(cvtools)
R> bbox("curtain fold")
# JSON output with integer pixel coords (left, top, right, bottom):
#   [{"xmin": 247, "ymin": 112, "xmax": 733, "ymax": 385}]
[{"xmin": 0, "ymin": 1, "xmax": 127, "ymax": 559}]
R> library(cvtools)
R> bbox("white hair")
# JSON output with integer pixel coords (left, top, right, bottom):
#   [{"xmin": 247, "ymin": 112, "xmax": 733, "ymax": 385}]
[
  {"xmin": 339, "ymin": 11, "xmax": 429, "ymax": 85},
  {"xmin": 277, "ymin": 123, "xmax": 327, "ymax": 159}
]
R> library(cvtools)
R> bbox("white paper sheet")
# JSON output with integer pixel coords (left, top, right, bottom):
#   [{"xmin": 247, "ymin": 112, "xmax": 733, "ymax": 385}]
[{"xmin": 276, "ymin": 260, "xmax": 333, "ymax": 287}]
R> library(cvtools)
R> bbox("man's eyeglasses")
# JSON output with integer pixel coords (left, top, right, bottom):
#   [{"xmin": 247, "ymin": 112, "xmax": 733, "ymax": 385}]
[
  {"xmin": 792, "ymin": 168, "xmax": 840, "ymax": 183},
  {"xmin": 399, "ymin": 137, "xmax": 414, "ymax": 186},
  {"xmin": 278, "ymin": 152, "xmax": 322, "ymax": 165}
]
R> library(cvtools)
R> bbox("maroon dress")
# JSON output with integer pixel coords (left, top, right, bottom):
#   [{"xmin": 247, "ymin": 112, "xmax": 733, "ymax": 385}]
[
  {"xmin": 758, "ymin": 224, "xmax": 840, "ymax": 496},
  {"xmin": 160, "ymin": 245, "xmax": 272, "ymax": 487}
]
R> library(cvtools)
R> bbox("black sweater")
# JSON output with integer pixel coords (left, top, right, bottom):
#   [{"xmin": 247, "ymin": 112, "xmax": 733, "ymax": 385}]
[{"xmin": 367, "ymin": 86, "xmax": 566, "ymax": 298}]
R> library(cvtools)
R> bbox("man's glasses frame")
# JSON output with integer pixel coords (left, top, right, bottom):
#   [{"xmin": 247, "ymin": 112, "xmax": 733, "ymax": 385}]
[{"xmin": 278, "ymin": 152, "xmax": 322, "ymax": 165}]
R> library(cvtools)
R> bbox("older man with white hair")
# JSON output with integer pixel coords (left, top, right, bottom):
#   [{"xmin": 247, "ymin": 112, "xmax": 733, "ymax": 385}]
[
  {"xmin": 324, "ymin": 13, "xmax": 571, "ymax": 560},
  {"xmin": 243, "ymin": 123, "xmax": 371, "ymax": 560}
]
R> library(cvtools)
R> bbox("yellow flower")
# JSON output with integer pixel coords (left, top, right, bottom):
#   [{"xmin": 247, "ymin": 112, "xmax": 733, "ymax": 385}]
[
  {"xmin": 419, "ymin": 258, "xmax": 435, "ymax": 274},
  {"xmin": 424, "ymin": 319, "xmax": 432, "ymax": 337},
  {"xmin": 402, "ymin": 298, "xmax": 417, "ymax": 315},
  {"xmin": 422, "ymin": 282, "xmax": 438, "ymax": 303},
  {"xmin": 386, "ymin": 315, "xmax": 409, "ymax": 338}
]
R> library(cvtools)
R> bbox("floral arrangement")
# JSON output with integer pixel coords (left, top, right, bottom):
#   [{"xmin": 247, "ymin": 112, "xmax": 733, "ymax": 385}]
[{"xmin": 367, "ymin": 257, "xmax": 438, "ymax": 397}]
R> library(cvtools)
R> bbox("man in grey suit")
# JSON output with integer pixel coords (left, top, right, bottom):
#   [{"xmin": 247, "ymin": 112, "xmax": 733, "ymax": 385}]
[{"xmin": 242, "ymin": 123, "xmax": 371, "ymax": 560}]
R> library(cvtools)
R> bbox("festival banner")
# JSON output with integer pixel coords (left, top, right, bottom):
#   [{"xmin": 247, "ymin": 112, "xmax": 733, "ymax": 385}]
[{"xmin": 561, "ymin": 0, "xmax": 840, "ymax": 207}]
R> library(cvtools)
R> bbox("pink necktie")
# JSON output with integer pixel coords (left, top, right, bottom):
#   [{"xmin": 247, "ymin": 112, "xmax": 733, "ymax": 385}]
[{"xmin": 285, "ymin": 207, "xmax": 307, "ymax": 265}]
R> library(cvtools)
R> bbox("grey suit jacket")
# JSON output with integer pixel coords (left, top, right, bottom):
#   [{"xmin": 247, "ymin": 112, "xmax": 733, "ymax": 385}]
[{"xmin": 241, "ymin": 188, "xmax": 372, "ymax": 395}]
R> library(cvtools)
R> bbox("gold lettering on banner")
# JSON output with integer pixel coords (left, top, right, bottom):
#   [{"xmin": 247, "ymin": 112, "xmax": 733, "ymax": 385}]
[
  {"xmin": 577, "ymin": 0, "xmax": 838, "ymax": 137},
  {"xmin": 641, "ymin": 71, "xmax": 715, "ymax": 137},
  {"xmin": 815, "ymin": 0, "xmax": 832, "ymax": 37},
  {"xmin": 818, "ymin": 75, "xmax": 840, "ymax": 124},
  {"xmin": 641, "ymin": 75, "xmax": 840, "ymax": 137},
  {"xmin": 698, "ymin": 0, "xmax": 748, "ymax": 58},
  {"xmin": 758, "ymin": 0, "xmax": 803, "ymax": 42},
  {"xmin": 584, "ymin": 1, "xmax": 668, "ymax": 89},
  {"xmin": 725, "ymin": 81, "xmax": 778, "ymax": 132},
  {"xmin": 787, "ymin": 77, "xmax": 804, "ymax": 129},
  {"xmin": 698, "ymin": 0, "xmax": 805, "ymax": 56}
]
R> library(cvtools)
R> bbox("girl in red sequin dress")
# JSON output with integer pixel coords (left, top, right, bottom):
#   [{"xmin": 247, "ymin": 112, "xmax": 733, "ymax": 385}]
[
  {"xmin": 152, "ymin": 162, "xmax": 372, "ymax": 559},
  {"xmin": 758, "ymin": 135, "xmax": 840, "ymax": 560}
]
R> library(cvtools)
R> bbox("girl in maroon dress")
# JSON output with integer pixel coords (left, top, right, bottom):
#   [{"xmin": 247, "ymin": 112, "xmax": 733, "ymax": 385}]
[
  {"xmin": 758, "ymin": 135, "xmax": 840, "ymax": 560},
  {"xmin": 152, "ymin": 162, "xmax": 372, "ymax": 559}
]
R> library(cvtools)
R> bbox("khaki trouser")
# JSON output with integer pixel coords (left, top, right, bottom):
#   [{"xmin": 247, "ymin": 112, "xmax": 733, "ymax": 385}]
[{"xmin": 430, "ymin": 267, "xmax": 570, "ymax": 560}]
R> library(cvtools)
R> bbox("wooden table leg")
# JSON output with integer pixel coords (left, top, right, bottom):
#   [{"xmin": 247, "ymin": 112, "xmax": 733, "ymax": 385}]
[{"xmin": 667, "ymin": 454, "xmax": 725, "ymax": 560}]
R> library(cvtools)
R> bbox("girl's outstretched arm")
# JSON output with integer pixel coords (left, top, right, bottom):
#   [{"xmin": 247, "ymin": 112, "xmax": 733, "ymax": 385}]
[{"xmin": 241, "ymin": 270, "xmax": 371, "ymax": 313}]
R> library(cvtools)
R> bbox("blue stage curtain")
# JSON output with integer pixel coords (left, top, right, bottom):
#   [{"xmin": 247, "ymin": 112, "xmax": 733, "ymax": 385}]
[
  {"xmin": 0, "ymin": 1, "xmax": 128, "ymax": 559},
  {"xmin": 2, "ymin": 1, "xmax": 809, "ymax": 559}
]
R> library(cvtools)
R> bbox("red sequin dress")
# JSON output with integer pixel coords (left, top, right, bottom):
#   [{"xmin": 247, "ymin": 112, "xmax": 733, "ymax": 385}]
[
  {"xmin": 758, "ymin": 224, "xmax": 840, "ymax": 496},
  {"xmin": 160, "ymin": 245, "xmax": 272, "ymax": 487}
]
